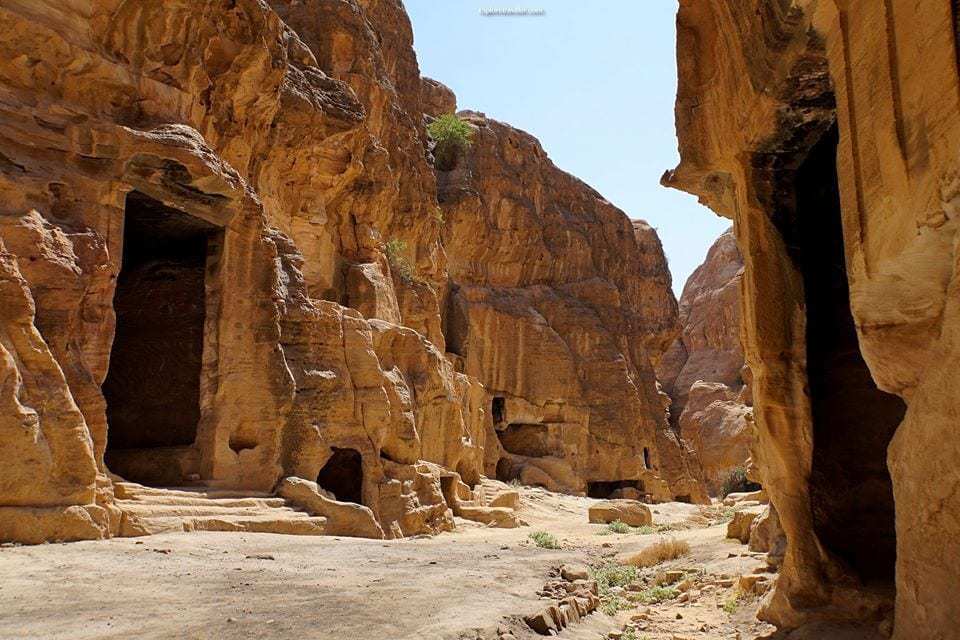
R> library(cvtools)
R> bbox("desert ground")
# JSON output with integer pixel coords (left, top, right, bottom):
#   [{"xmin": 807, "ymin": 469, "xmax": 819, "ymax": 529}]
[{"xmin": 0, "ymin": 487, "xmax": 785, "ymax": 640}]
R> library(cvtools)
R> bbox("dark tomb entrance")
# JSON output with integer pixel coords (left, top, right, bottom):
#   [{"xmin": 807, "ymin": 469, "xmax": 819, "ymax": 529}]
[{"xmin": 103, "ymin": 191, "xmax": 218, "ymax": 485}]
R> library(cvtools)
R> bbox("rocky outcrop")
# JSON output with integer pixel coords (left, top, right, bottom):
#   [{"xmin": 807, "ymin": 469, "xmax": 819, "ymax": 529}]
[
  {"xmin": 659, "ymin": 229, "xmax": 747, "ymax": 411},
  {"xmin": 659, "ymin": 230, "xmax": 753, "ymax": 494},
  {"xmin": 587, "ymin": 500, "xmax": 653, "ymax": 527},
  {"xmin": 437, "ymin": 111, "xmax": 705, "ymax": 503},
  {"xmin": 0, "ymin": 0, "xmax": 699, "ymax": 543},
  {"xmin": 667, "ymin": 0, "xmax": 960, "ymax": 637}
]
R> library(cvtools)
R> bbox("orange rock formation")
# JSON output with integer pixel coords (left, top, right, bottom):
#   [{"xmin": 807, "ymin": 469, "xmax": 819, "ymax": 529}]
[
  {"xmin": 0, "ymin": 0, "xmax": 703, "ymax": 544},
  {"xmin": 660, "ymin": 229, "xmax": 753, "ymax": 494},
  {"xmin": 667, "ymin": 0, "xmax": 960, "ymax": 637}
]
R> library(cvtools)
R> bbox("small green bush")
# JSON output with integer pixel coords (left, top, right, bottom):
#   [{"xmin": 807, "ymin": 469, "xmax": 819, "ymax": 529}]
[
  {"xmin": 591, "ymin": 562, "xmax": 641, "ymax": 616},
  {"xmin": 634, "ymin": 585, "xmax": 679, "ymax": 605},
  {"xmin": 719, "ymin": 465, "xmax": 761, "ymax": 498},
  {"xmin": 384, "ymin": 238, "xmax": 422, "ymax": 284},
  {"xmin": 634, "ymin": 523, "xmax": 676, "ymax": 535},
  {"xmin": 591, "ymin": 562, "xmax": 638, "ymax": 595},
  {"xmin": 723, "ymin": 593, "xmax": 742, "ymax": 614},
  {"xmin": 606, "ymin": 520, "xmax": 631, "ymax": 534},
  {"xmin": 600, "ymin": 594, "xmax": 630, "ymax": 616},
  {"xmin": 528, "ymin": 531, "xmax": 559, "ymax": 549},
  {"xmin": 427, "ymin": 113, "xmax": 473, "ymax": 171}
]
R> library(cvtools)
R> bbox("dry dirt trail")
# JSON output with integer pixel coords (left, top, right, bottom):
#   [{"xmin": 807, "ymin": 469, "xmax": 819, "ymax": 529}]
[{"xmin": 0, "ymin": 487, "xmax": 787, "ymax": 640}]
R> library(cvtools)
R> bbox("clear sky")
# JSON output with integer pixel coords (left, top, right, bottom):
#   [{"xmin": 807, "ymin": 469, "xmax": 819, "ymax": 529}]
[{"xmin": 404, "ymin": 0, "xmax": 729, "ymax": 294}]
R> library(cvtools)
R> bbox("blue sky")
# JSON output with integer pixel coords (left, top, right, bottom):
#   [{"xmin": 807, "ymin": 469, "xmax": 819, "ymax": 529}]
[{"xmin": 404, "ymin": 0, "xmax": 728, "ymax": 294}]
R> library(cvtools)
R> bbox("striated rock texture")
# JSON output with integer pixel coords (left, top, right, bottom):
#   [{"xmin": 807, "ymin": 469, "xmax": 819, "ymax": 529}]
[
  {"xmin": 437, "ymin": 112, "xmax": 705, "ymax": 503},
  {"xmin": 0, "ymin": 0, "xmax": 701, "ymax": 543},
  {"xmin": 659, "ymin": 229, "xmax": 753, "ymax": 494},
  {"xmin": 667, "ymin": 0, "xmax": 960, "ymax": 637}
]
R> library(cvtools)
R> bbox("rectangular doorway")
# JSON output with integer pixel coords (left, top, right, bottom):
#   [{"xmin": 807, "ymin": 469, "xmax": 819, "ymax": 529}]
[{"xmin": 103, "ymin": 191, "xmax": 219, "ymax": 486}]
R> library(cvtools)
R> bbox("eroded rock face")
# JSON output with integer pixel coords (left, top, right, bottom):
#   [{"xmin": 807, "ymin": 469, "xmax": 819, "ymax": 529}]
[
  {"xmin": 659, "ymin": 230, "xmax": 753, "ymax": 494},
  {"xmin": 668, "ymin": 0, "xmax": 960, "ymax": 637},
  {"xmin": 0, "ymin": 0, "xmax": 699, "ymax": 542},
  {"xmin": 437, "ymin": 112, "xmax": 704, "ymax": 503},
  {"xmin": 0, "ymin": 0, "xmax": 477, "ymax": 542}
]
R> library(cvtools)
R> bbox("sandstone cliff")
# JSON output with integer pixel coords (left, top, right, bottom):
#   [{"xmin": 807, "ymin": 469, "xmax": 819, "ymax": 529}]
[
  {"xmin": 667, "ymin": 0, "xmax": 960, "ymax": 637},
  {"xmin": 659, "ymin": 229, "xmax": 753, "ymax": 494},
  {"xmin": 436, "ymin": 112, "xmax": 703, "ymax": 502},
  {"xmin": 0, "ymin": 0, "xmax": 700, "ymax": 544}
]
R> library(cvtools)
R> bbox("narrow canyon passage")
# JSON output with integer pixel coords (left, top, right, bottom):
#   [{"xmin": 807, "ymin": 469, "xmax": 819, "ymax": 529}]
[
  {"xmin": 103, "ymin": 191, "xmax": 217, "ymax": 484},
  {"xmin": 797, "ymin": 126, "xmax": 907, "ymax": 585}
]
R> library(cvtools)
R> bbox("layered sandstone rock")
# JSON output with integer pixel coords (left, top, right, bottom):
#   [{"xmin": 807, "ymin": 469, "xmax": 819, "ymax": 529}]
[
  {"xmin": 436, "ymin": 111, "xmax": 704, "ymax": 503},
  {"xmin": 659, "ymin": 230, "xmax": 753, "ymax": 494},
  {"xmin": 668, "ymin": 0, "xmax": 960, "ymax": 637},
  {"xmin": 0, "ymin": 0, "xmax": 698, "ymax": 543},
  {"xmin": 0, "ymin": 0, "xmax": 479, "ymax": 543}
]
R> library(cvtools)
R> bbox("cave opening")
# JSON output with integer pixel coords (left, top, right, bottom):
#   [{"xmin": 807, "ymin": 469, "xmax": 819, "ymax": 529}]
[
  {"xmin": 642, "ymin": 447, "xmax": 651, "ymax": 470},
  {"xmin": 317, "ymin": 448, "xmax": 364, "ymax": 504},
  {"xmin": 103, "ymin": 191, "xmax": 218, "ymax": 485},
  {"xmin": 491, "ymin": 396, "xmax": 506, "ymax": 424},
  {"xmin": 586, "ymin": 480, "xmax": 646, "ymax": 499},
  {"xmin": 795, "ymin": 125, "xmax": 906, "ymax": 585}
]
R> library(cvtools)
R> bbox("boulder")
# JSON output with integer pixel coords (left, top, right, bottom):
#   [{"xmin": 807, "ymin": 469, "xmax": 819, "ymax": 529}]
[
  {"xmin": 560, "ymin": 564, "xmax": 590, "ymax": 582},
  {"xmin": 588, "ymin": 500, "xmax": 652, "ymax": 527},
  {"xmin": 749, "ymin": 505, "xmax": 786, "ymax": 568},
  {"xmin": 726, "ymin": 506, "xmax": 764, "ymax": 544},
  {"xmin": 488, "ymin": 490, "xmax": 521, "ymax": 510},
  {"xmin": 277, "ymin": 477, "xmax": 384, "ymax": 539},
  {"xmin": 456, "ymin": 505, "xmax": 521, "ymax": 528}
]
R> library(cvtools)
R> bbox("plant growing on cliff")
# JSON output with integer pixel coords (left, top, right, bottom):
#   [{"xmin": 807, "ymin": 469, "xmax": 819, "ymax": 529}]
[
  {"xmin": 384, "ymin": 238, "xmax": 422, "ymax": 284},
  {"xmin": 427, "ymin": 113, "xmax": 473, "ymax": 171}
]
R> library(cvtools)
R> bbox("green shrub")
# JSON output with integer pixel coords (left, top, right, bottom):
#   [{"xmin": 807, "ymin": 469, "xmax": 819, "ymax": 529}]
[
  {"xmin": 723, "ymin": 593, "xmax": 742, "ymax": 614},
  {"xmin": 600, "ymin": 594, "xmax": 630, "ymax": 616},
  {"xmin": 591, "ymin": 562, "xmax": 641, "ymax": 616},
  {"xmin": 384, "ymin": 238, "xmax": 422, "ymax": 284},
  {"xmin": 606, "ymin": 520, "xmax": 631, "ymax": 534},
  {"xmin": 427, "ymin": 113, "xmax": 473, "ymax": 171},
  {"xmin": 719, "ymin": 465, "xmax": 761, "ymax": 498},
  {"xmin": 590, "ymin": 562, "xmax": 638, "ymax": 595},
  {"xmin": 634, "ymin": 523, "xmax": 676, "ymax": 535},
  {"xmin": 528, "ymin": 531, "xmax": 559, "ymax": 549},
  {"xmin": 634, "ymin": 585, "xmax": 679, "ymax": 604}
]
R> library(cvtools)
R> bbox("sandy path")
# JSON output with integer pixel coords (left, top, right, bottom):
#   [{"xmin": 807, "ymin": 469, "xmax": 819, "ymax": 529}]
[{"xmin": 0, "ymin": 488, "xmax": 773, "ymax": 640}]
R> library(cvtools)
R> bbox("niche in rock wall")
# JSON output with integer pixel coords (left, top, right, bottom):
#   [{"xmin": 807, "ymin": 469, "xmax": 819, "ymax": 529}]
[
  {"xmin": 103, "ymin": 191, "xmax": 219, "ymax": 485},
  {"xmin": 792, "ymin": 125, "xmax": 906, "ymax": 584},
  {"xmin": 643, "ymin": 447, "xmax": 651, "ymax": 470},
  {"xmin": 587, "ymin": 480, "xmax": 646, "ymax": 499},
  {"xmin": 317, "ymin": 448, "xmax": 364, "ymax": 504},
  {"xmin": 491, "ymin": 396, "xmax": 506, "ymax": 425}
]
